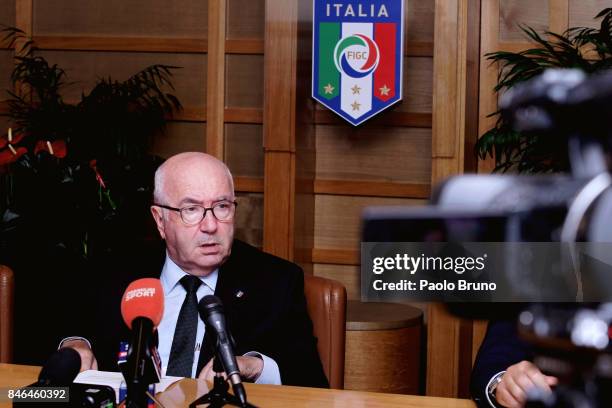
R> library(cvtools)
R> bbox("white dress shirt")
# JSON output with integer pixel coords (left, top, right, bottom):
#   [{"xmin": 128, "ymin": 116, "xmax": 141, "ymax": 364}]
[{"xmin": 158, "ymin": 255, "xmax": 281, "ymax": 383}]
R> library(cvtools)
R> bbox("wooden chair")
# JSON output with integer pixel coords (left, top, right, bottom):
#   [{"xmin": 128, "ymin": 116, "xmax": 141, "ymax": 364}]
[
  {"xmin": 0, "ymin": 265, "xmax": 14, "ymax": 363},
  {"xmin": 304, "ymin": 274, "xmax": 347, "ymax": 389}
]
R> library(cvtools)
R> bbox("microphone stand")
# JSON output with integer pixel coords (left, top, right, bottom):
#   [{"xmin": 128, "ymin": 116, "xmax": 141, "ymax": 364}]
[{"xmin": 189, "ymin": 355, "xmax": 257, "ymax": 408}]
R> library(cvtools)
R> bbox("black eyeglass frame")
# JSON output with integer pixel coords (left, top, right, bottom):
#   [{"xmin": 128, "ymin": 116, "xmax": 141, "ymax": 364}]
[{"xmin": 153, "ymin": 201, "xmax": 238, "ymax": 224}]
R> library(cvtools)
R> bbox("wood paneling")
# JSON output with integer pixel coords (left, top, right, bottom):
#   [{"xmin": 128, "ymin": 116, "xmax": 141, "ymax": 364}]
[
  {"xmin": 262, "ymin": 0, "xmax": 301, "ymax": 260},
  {"xmin": 314, "ymin": 110, "xmax": 431, "ymax": 128},
  {"xmin": 314, "ymin": 180, "xmax": 430, "ymax": 199},
  {"xmin": 225, "ymin": 54, "xmax": 264, "ymax": 108},
  {"xmin": 398, "ymin": 57, "xmax": 434, "ymax": 113},
  {"xmin": 499, "ymin": 0, "xmax": 548, "ymax": 41},
  {"xmin": 569, "ymin": 0, "xmax": 610, "ymax": 28},
  {"xmin": 36, "ymin": 50, "xmax": 207, "ymax": 109},
  {"xmin": 263, "ymin": 150, "xmax": 295, "ymax": 259},
  {"xmin": 206, "ymin": 0, "xmax": 225, "ymax": 159},
  {"xmin": 312, "ymin": 249, "xmax": 359, "ymax": 266},
  {"xmin": 549, "ymin": 0, "xmax": 569, "ymax": 34},
  {"xmin": 224, "ymin": 108, "xmax": 263, "ymax": 124},
  {"xmin": 315, "ymin": 195, "xmax": 427, "ymax": 250},
  {"xmin": 1, "ymin": 0, "xmax": 16, "ymax": 27},
  {"xmin": 150, "ymin": 122, "xmax": 206, "ymax": 158},
  {"xmin": 477, "ymin": 0, "xmax": 500, "ymax": 174},
  {"xmin": 234, "ymin": 192, "xmax": 263, "ymax": 248},
  {"xmin": 0, "ymin": 116, "xmax": 10, "ymax": 136},
  {"xmin": 224, "ymin": 123, "xmax": 264, "ymax": 178},
  {"xmin": 234, "ymin": 176, "xmax": 264, "ymax": 193},
  {"xmin": 225, "ymin": 39, "xmax": 264, "ymax": 54},
  {"xmin": 314, "ymin": 264, "xmax": 360, "ymax": 300},
  {"xmin": 406, "ymin": 0, "xmax": 435, "ymax": 42},
  {"xmin": 316, "ymin": 125, "xmax": 432, "ymax": 184},
  {"xmin": 0, "ymin": 51, "xmax": 12, "ymax": 99},
  {"xmin": 405, "ymin": 41, "xmax": 434, "ymax": 57},
  {"xmin": 226, "ymin": 0, "xmax": 264, "ymax": 40},
  {"xmin": 428, "ymin": 0, "xmax": 471, "ymax": 398},
  {"xmin": 33, "ymin": 0, "xmax": 208, "ymax": 37},
  {"xmin": 263, "ymin": 0, "xmax": 296, "ymax": 152},
  {"xmin": 34, "ymin": 36, "xmax": 208, "ymax": 53}
]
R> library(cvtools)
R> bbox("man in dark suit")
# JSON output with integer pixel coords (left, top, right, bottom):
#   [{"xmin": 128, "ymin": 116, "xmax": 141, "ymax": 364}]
[
  {"xmin": 61, "ymin": 152, "xmax": 328, "ymax": 388},
  {"xmin": 471, "ymin": 319, "xmax": 557, "ymax": 408}
]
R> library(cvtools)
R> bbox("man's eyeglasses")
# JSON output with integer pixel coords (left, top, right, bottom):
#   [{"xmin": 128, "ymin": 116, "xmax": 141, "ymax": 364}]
[{"xmin": 153, "ymin": 201, "xmax": 238, "ymax": 225}]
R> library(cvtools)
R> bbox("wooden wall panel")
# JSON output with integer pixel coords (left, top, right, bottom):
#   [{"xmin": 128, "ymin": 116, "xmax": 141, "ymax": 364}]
[
  {"xmin": 226, "ymin": 0, "xmax": 264, "ymax": 39},
  {"xmin": 499, "ymin": 0, "xmax": 549, "ymax": 41},
  {"xmin": 0, "ymin": 0, "xmax": 15, "ymax": 26},
  {"xmin": 314, "ymin": 264, "xmax": 360, "ymax": 300},
  {"xmin": 314, "ymin": 195, "xmax": 427, "ymax": 250},
  {"xmin": 225, "ymin": 54, "xmax": 263, "ymax": 108},
  {"xmin": 569, "ymin": 0, "xmax": 610, "ymax": 28},
  {"xmin": 33, "ymin": 0, "xmax": 208, "ymax": 37},
  {"xmin": 234, "ymin": 192, "xmax": 263, "ymax": 248},
  {"xmin": 0, "ymin": 51, "xmax": 11, "ymax": 100},
  {"xmin": 150, "ymin": 122, "xmax": 206, "ymax": 158},
  {"xmin": 406, "ymin": 0, "xmax": 435, "ymax": 42},
  {"xmin": 0, "ymin": 116, "xmax": 9, "ymax": 134},
  {"xmin": 37, "ymin": 50, "xmax": 207, "ymax": 109},
  {"xmin": 397, "ymin": 57, "xmax": 433, "ymax": 113},
  {"xmin": 224, "ymin": 123, "xmax": 264, "ymax": 178},
  {"xmin": 316, "ymin": 125, "xmax": 432, "ymax": 184}
]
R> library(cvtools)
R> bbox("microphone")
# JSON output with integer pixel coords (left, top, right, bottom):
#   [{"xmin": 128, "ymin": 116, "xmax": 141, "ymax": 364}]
[
  {"xmin": 119, "ymin": 278, "xmax": 164, "ymax": 408},
  {"xmin": 17, "ymin": 348, "xmax": 116, "ymax": 408},
  {"xmin": 38, "ymin": 347, "xmax": 81, "ymax": 386},
  {"xmin": 198, "ymin": 295, "xmax": 248, "ymax": 407}
]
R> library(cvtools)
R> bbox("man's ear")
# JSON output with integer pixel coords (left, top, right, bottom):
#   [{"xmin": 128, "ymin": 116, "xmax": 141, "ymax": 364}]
[{"xmin": 150, "ymin": 206, "xmax": 166, "ymax": 240}]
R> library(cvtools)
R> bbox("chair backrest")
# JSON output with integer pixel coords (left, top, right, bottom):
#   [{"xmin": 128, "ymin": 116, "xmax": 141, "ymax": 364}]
[
  {"xmin": 303, "ymin": 274, "xmax": 347, "ymax": 389},
  {"xmin": 0, "ymin": 265, "xmax": 14, "ymax": 363}
]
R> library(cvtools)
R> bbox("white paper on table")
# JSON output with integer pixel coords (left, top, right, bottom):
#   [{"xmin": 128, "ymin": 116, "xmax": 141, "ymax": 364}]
[{"xmin": 74, "ymin": 370, "xmax": 183, "ymax": 403}]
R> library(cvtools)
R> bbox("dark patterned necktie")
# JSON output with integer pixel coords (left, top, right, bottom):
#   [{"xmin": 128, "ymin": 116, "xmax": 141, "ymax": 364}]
[{"xmin": 166, "ymin": 275, "xmax": 202, "ymax": 377}]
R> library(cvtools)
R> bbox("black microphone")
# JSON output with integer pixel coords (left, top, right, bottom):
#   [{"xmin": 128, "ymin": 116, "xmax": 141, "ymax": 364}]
[
  {"xmin": 16, "ymin": 348, "xmax": 116, "ymax": 408},
  {"xmin": 38, "ymin": 347, "xmax": 81, "ymax": 386},
  {"xmin": 198, "ymin": 295, "xmax": 248, "ymax": 407}
]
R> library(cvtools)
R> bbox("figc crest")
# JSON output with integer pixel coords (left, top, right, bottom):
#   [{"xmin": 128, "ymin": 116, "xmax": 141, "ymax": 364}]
[{"xmin": 312, "ymin": 1, "xmax": 404, "ymax": 126}]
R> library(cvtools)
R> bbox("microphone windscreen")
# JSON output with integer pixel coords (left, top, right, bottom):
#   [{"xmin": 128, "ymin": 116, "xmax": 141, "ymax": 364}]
[
  {"xmin": 120, "ymin": 278, "xmax": 164, "ymax": 329},
  {"xmin": 198, "ymin": 295, "xmax": 223, "ymax": 318},
  {"xmin": 38, "ymin": 347, "xmax": 81, "ymax": 386}
]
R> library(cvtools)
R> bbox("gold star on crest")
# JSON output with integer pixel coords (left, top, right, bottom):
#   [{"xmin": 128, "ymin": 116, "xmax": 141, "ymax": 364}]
[
  {"xmin": 351, "ymin": 101, "xmax": 361, "ymax": 111},
  {"xmin": 323, "ymin": 83, "xmax": 335, "ymax": 94},
  {"xmin": 351, "ymin": 84, "xmax": 361, "ymax": 95},
  {"xmin": 379, "ymin": 84, "xmax": 390, "ymax": 96}
]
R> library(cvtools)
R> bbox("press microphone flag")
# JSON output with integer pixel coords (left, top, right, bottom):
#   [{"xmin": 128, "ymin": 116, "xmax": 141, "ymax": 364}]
[
  {"xmin": 120, "ymin": 278, "xmax": 164, "ymax": 408},
  {"xmin": 120, "ymin": 278, "xmax": 164, "ymax": 329}
]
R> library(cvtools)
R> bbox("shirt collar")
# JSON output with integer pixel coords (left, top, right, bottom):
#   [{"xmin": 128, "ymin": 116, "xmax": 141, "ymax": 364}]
[{"xmin": 160, "ymin": 253, "xmax": 219, "ymax": 295}]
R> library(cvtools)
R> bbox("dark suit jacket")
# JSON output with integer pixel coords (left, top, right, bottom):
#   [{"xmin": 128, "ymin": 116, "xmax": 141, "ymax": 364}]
[
  {"xmin": 72, "ymin": 239, "xmax": 329, "ymax": 388},
  {"xmin": 470, "ymin": 319, "xmax": 532, "ymax": 407}
]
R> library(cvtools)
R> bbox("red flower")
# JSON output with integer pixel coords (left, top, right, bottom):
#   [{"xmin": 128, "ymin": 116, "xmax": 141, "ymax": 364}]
[
  {"xmin": 0, "ymin": 146, "xmax": 27, "ymax": 165},
  {"xmin": 0, "ymin": 132, "xmax": 25, "ymax": 149},
  {"xmin": 89, "ymin": 159, "xmax": 107, "ymax": 189},
  {"xmin": 34, "ymin": 140, "xmax": 67, "ymax": 158}
]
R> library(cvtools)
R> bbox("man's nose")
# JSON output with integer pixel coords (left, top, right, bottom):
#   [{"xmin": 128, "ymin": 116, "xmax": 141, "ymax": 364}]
[{"xmin": 198, "ymin": 210, "xmax": 218, "ymax": 232}]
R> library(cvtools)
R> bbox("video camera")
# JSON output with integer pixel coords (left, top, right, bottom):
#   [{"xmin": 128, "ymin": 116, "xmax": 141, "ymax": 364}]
[{"xmin": 362, "ymin": 68, "xmax": 612, "ymax": 407}]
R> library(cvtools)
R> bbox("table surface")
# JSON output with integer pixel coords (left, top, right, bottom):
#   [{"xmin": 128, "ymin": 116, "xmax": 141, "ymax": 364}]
[{"xmin": 0, "ymin": 363, "xmax": 476, "ymax": 408}]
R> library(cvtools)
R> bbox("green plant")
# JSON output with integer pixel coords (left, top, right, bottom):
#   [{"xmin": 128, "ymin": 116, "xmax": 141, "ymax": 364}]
[
  {"xmin": 476, "ymin": 8, "xmax": 612, "ymax": 173},
  {"xmin": 0, "ymin": 26, "xmax": 182, "ymax": 258}
]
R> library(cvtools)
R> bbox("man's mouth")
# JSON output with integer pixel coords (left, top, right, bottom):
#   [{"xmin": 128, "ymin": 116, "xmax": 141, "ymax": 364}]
[{"xmin": 199, "ymin": 242, "xmax": 220, "ymax": 253}]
